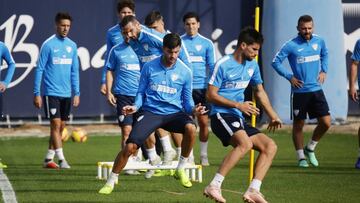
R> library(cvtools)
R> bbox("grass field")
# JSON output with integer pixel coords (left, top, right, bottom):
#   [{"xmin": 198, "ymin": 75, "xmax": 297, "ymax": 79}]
[{"xmin": 1, "ymin": 130, "xmax": 360, "ymax": 203}]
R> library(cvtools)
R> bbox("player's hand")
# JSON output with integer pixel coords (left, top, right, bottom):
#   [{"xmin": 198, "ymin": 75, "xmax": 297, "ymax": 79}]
[
  {"xmin": 318, "ymin": 72, "xmax": 326, "ymax": 84},
  {"xmin": 349, "ymin": 86, "xmax": 359, "ymax": 102},
  {"xmin": 0, "ymin": 82, "xmax": 6, "ymax": 92},
  {"xmin": 192, "ymin": 103, "xmax": 208, "ymax": 116},
  {"xmin": 122, "ymin": 105, "xmax": 137, "ymax": 115},
  {"xmin": 107, "ymin": 92, "xmax": 117, "ymax": 106},
  {"xmin": 267, "ymin": 118, "xmax": 282, "ymax": 133},
  {"xmin": 33, "ymin": 96, "xmax": 42, "ymax": 108},
  {"xmin": 100, "ymin": 84, "xmax": 107, "ymax": 95},
  {"xmin": 236, "ymin": 101, "xmax": 259, "ymax": 116},
  {"xmin": 290, "ymin": 76, "xmax": 304, "ymax": 89},
  {"xmin": 73, "ymin": 96, "xmax": 80, "ymax": 107}
]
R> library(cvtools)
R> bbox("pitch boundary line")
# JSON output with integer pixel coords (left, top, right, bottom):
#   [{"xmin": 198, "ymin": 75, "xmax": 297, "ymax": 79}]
[{"xmin": 0, "ymin": 169, "xmax": 17, "ymax": 203}]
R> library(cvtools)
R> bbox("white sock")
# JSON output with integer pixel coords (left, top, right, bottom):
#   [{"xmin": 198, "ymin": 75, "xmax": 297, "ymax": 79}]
[
  {"xmin": 176, "ymin": 147, "xmax": 181, "ymax": 160},
  {"xmin": 249, "ymin": 179, "xmax": 262, "ymax": 192},
  {"xmin": 307, "ymin": 140, "xmax": 318, "ymax": 151},
  {"xmin": 160, "ymin": 135, "xmax": 173, "ymax": 152},
  {"xmin": 189, "ymin": 149, "xmax": 194, "ymax": 159},
  {"xmin": 358, "ymin": 148, "xmax": 360, "ymax": 158},
  {"xmin": 146, "ymin": 147, "xmax": 157, "ymax": 162},
  {"xmin": 296, "ymin": 149, "xmax": 305, "ymax": 160},
  {"xmin": 210, "ymin": 173, "xmax": 224, "ymax": 188},
  {"xmin": 45, "ymin": 149, "xmax": 55, "ymax": 160},
  {"xmin": 55, "ymin": 148, "xmax": 65, "ymax": 160},
  {"xmin": 200, "ymin": 141, "xmax": 208, "ymax": 157},
  {"xmin": 177, "ymin": 156, "xmax": 188, "ymax": 170},
  {"xmin": 106, "ymin": 172, "xmax": 119, "ymax": 187}
]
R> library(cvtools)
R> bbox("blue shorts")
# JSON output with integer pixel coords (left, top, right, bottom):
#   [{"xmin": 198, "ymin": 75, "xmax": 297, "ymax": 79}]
[
  {"xmin": 291, "ymin": 90, "xmax": 330, "ymax": 120},
  {"xmin": 115, "ymin": 94, "xmax": 135, "ymax": 127},
  {"xmin": 44, "ymin": 96, "xmax": 71, "ymax": 120},
  {"xmin": 126, "ymin": 111, "xmax": 196, "ymax": 147},
  {"xmin": 192, "ymin": 89, "xmax": 210, "ymax": 113},
  {"xmin": 210, "ymin": 113, "xmax": 260, "ymax": 147}
]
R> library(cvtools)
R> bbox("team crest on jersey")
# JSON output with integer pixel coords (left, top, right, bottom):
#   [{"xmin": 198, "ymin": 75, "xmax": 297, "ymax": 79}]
[
  {"xmin": 312, "ymin": 43, "xmax": 318, "ymax": 51},
  {"xmin": 247, "ymin": 69, "xmax": 254, "ymax": 76},
  {"xmin": 171, "ymin": 74, "xmax": 179, "ymax": 81},
  {"xmin": 66, "ymin": 46, "xmax": 72, "ymax": 53},
  {"xmin": 195, "ymin": 45, "xmax": 202, "ymax": 51},
  {"xmin": 143, "ymin": 43, "xmax": 149, "ymax": 51},
  {"xmin": 50, "ymin": 108, "xmax": 57, "ymax": 115},
  {"xmin": 294, "ymin": 109, "xmax": 300, "ymax": 116},
  {"xmin": 231, "ymin": 121, "xmax": 240, "ymax": 128}
]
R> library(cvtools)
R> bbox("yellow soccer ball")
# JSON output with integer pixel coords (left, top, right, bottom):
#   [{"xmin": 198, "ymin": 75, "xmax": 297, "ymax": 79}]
[
  {"xmin": 61, "ymin": 127, "xmax": 70, "ymax": 142},
  {"xmin": 71, "ymin": 128, "xmax": 88, "ymax": 143}
]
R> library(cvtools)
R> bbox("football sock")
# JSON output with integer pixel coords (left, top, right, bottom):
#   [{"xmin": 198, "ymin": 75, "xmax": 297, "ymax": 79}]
[
  {"xmin": 200, "ymin": 141, "xmax": 208, "ymax": 157},
  {"xmin": 210, "ymin": 173, "xmax": 224, "ymax": 188},
  {"xmin": 55, "ymin": 148, "xmax": 65, "ymax": 160},
  {"xmin": 45, "ymin": 149, "xmax": 55, "ymax": 162},
  {"xmin": 176, "ymin": 147, "xmax": 181, "ymax": 159},
  {"xmin": 296, "ymin": 149, "xmax": 305, "ymax": 160},
  {"xmin": 177, "ymin": 156, "xmax": 188, "ymax": 170},
  {"xmin": 160, "ymin": 135, "xmax": 173, "ymax": 152},
  {"xmin": 106, "ymin": 172, "xmax": 119, "ymax": 187},
  {"xmin": 146, "ymin": 147, "xmax": 157, "ymax": 161},
  {"xmin": 249, "ymin": 179, "xmax": 262, "ymax": 192},
  {"xmin": 306, "ymin": 140, "xmax": 318, "ymax": 151}
]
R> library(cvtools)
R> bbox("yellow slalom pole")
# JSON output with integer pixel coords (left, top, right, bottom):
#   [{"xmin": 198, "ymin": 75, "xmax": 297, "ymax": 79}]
[{"xmin": 249, "ymin": 0, "xmax": 260, "ymax": 185}]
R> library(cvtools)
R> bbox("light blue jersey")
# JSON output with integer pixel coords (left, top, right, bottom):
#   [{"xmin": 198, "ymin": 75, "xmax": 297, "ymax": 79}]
[
  {"xmin": 34, "ymin": 35, "xmax": 80, "ymax": 97},
  {"xmin": 0, "ymin": 42, "xmax": 15, "ymax": 87},
  {"xmin": 128, "ymin": 26, "xmax": 192, "ymax": 69},
  {"xmin": 272, "ymin": 34, "xmax": 328, "ymax": 93},
  {"xmin": 135, "ymin": 56, "xmax": 194, "ymax": 115},
  {"xmin": 351, "ymin": 39, "xmax": 360, "ymax": 86},
  {"xmin": 209, "ymin": 55, "xmax": 263, "ymax": 118},
  {"xmin": 106, "ymin": 43, "xmax": 140, "ymax": 96},
  {"xmin": 181, "ymin": 34, "xmax": 215, "ymax": 89},
  {"xmin": 101, "ymin": 24, "xmax": 124, "ymax": 84}
]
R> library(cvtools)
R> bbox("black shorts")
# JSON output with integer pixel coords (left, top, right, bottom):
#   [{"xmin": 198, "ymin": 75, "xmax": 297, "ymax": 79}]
[
  {"xmin": 0, "ymin": 93, "xmax": 3, "ymax": 119},
  {"xmin": 126, "ymin": 111, "xmax": 196, "ymax": 147},
  {"xmin": 44, "ymin": 96, "xmax": 71, "ymax": 120},
  {"xmin": 210, "ymin": 113, "xmax": 260, "ymax": 147},
  {"xmin": 115, "ymin": 94, "xmax": 135, "ymax": 126},
  {"xmin": 192, "ymin": 89, "xmax": 210, "ymax": 112},
  {"xmin": 291, "ymin": 90, "xmax": 330, "ymax": 120}
]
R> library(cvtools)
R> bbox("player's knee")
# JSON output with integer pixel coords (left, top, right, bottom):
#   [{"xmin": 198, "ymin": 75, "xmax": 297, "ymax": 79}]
[
  {"xmin": 125, "ymin": 143, "xmax": 138, "ymax": 155},
  {"xmin": 184, "ymin": 123, "xmax": 196, "ymax": 134},
  {"xmin": 320, "ymin": 119, "xmax": 331, "ymax": 130},
  {"xmin": 237, "ymin": 139, "xmax": 253, "ymax": 154},
  {"xmin": 266, "ymin": 140, "xmax": 278, "ymax": 156}
]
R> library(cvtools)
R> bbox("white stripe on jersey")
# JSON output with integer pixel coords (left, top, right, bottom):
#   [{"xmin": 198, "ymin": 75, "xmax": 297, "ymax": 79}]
[
  {"xmin": 198, "ymin": 34, "xmax": 216, "ymax": 62},
  {"xmin": 209, "ymin": 55, "xmax": 230, "ymax": 85},
  {"xmin": 141, "ymin": 29, "xmax": 163, "ymax": 43}
]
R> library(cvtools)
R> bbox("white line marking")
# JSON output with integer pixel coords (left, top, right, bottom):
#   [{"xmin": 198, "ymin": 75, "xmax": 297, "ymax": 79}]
[
  {"xmin": 222, "ymin": 188, "xmax": 243, "ymax": 195},
  {"xmin": 160, "ymin": 189, "xmax": 186, "ymax": 195},
  {"xmin": 0, "ymin": 169, "xmax": 17, "ymax": 203}
]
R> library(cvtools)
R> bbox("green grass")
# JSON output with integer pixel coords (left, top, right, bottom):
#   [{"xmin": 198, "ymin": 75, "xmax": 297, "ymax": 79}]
[{"xmin": 1, "ymin": 130, "xmax": 360, "ymax": 202}]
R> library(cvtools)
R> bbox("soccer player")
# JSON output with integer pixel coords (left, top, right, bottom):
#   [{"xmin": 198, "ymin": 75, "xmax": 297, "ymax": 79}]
[
  {"xmin": 203, "ymin": 27, "xmax": 281, "ymax": 203},
  {"xmin": 0, "ymin": 41, "xmax": 16, "ymax": 169},
  {"xmin": 33, "ymin": 12, "xmax": 80, "ymax": 169},
  {"xmin": 98, "ymin": 33, "xmax": 207, "ymax": 195},
  {"xmin": 145, "ymin": 10, "xmax": 167, "ymax": 34},
  {"xmin": 105, "ymin": 41, "xmax": 141, "ymax": 174},
  {"xmin": 272, "ymin": 15, "xmax": 331, "ymax": 168},
  {"xmin": 181, "ymin": 11, "xmax": 215, "ymax": 166},
  {"xmin": 100, "ymin": 0, "xmax": 135, "ymax": 95},
  {"xmin": 348, "ymin": 38, "xmax": 360, "ymax": 169}
]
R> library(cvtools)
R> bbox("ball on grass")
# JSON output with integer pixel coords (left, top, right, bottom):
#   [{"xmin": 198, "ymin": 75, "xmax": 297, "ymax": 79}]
[
  {"xmin": 71, "ymin": 128, "xmax": 88, "ymax": 143},
  {"xmin": 61, "ymin": 127, "xmax": 70, "ymax": 142}
]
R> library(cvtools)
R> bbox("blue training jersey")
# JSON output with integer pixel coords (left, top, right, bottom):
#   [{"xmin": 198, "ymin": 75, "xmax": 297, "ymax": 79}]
[
  {"xmin": 34, "ymin": 35, "xmax": 80, "ymax": 97},
  {"xmin": 135, "ymin": 56, "xmax": 194, "ymax": 115},
  {"xmin": 0, "ymin": 42, "xmax": 15, "ymax": 87},
  {"xmin": 271, "ymin": 34, "xmax": 329, "ymax": 93},
  {"xmin": 181, "ymin": 33, "xmax": 215, "ymax": 89},
  {"xmin": 128, "ymin": 26, "xmax": 192, "ymax": 69},
  {"xmin": 101, "ymin": 24, "xmax": 124, "ymax": 84},
  {"xmin": 351, "ymin": 39, "xmax": 360, "ymax": 86},
  {"xmin": 106, "ymin": 43, "xmax": 140, "ymax": 96},
  {"xmin": 208, "ymin": 55, "xmax": 263, "ymax": 118}
]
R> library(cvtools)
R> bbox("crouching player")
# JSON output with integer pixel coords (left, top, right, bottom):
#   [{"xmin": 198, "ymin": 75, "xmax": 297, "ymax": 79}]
[
  {"xmin": 203, "ymin": 27, "xmax": 282, "ymax": 203},
  {"xmin": 98, "ymin": 33, "xmax": 207, "ymax": 194}
]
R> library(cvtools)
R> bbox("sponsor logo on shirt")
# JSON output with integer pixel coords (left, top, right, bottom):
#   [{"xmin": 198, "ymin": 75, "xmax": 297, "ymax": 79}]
[
  {"xmin": 150, "ymin": 84, "xmax": 177, "ymax": 94},
  {"xmin": 224, "ymin": 81, "xmax": 250, "ymax": 89},
  {"xmin": 296, "ymin": 54, "xmax": 320, "ymax": 64},
  {"xmin": 189, "ymin": 56, "xmax": 203, "ymax": 62},
  {"xmin": 52, "ymin": 57, "xmax": 73, "ymax": 65}
]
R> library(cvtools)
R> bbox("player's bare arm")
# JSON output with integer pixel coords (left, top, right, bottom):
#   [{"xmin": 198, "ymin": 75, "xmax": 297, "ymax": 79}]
[
  {"xmin": 33, "ymin": 95, "xmax": 42, "ymax": 108},
  {"xmin": 106, "ymin": 71, "xmax": 117, "ymax": 106},
  {"xmin": 349, "ymin": 60, "xmax": 359, "ymax": 102},
  {"xmin": 317, "ymin": 71, "xmax": 327, "ymax": 84},
  {"xmin": 122, "ymin": 105, "xmax": 137, "ymax": 115},
  {"xmin": 73, "ymin": 95, "xmax": 80, "ymax": 107},
  {"xmin": 289, "ymin": 76, "xmax": 304, "ymax": 88}
]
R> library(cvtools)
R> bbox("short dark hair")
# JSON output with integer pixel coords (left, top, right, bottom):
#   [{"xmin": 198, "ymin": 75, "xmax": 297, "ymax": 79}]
[
  {"xmin": 236, "ymin": 27, "xmax": 263, "ymax": 47},
  {"xmin": 297, "ymin": 15, "xmax": 313, "ymax": 26},
  {"xmin": 163, "ymin": 33, "xmax": 182, "ymax": 49},
  {"xmin": 145, "ymin": 10, "xmax": 163, "ymax": 27},
  {"xmin": 117, "ymin": 0, "xmax": 135, "ymax": 13},
  {"xmin": 120, "ymin": 15, "xmax": 137, "ymax": 28},
  {"xmin": 55, "ymin": 12, "xmax": 72, "ymax": 23},
  {"xmin": 182, "ymin": 11, "xmax": 200, "ymax": 23}
]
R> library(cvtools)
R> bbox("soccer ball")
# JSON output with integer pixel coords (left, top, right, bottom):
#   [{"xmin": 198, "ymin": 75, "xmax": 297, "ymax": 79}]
[
  {"xmin": 61, "ymin": 127, "xmax": 70, "ymax": 142},
  {"xmin": 71, "ymin": 128, "xmax": 88, "ymax": 143}
]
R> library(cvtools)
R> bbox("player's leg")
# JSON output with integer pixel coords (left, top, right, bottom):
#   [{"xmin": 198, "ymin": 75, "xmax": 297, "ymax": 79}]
[
  {"xmin": 198, "ymin": 113, "xmax": 210, "ymax": 166},
  {"xmin": 56, "ymin": 97, "xmax": 72, "ymax": 169},
  {"xmin": 156, "ymin": 128, "xmax": 176, "ymax": 165},
  {"xmin": 243, "ymin": 131, "xmax": 277, "ymax": 203}
]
